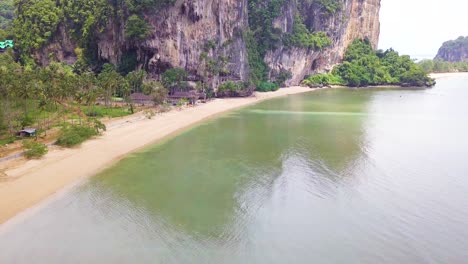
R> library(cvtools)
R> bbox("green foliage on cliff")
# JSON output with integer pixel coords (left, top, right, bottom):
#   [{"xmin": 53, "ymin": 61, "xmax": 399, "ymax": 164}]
[
  {"xmin": 13, "ymin": 0, "xmax": 62, "ymax": 57},
  {"xmin": 246, "ymin": 0, "xmax": 284, "ymax": 87},
  {"xmin": 246, "ymin": 0, "xmax": 332, "ymax": 86},
  {"xmin": 303, "ymin": 39, "xmax": 435, "ymax": 87},
  {"xmin": 418, "ymin": 59, "xmax": 468, "ymax": 73},
  {"xmin": 316, "ymin": 0, "xmax": 341, "ymax": 14},
  {"xmin": 125, "ymin": 15, "xmax": 151, "ymax": 41},
  {"xmin": 0, "ymin": 0, "xmax": 14, "ymax": 30},
  {"xmin": 248, "ymin": 0, "xmax": 286, "ymax": 55},
  {"xmin": 125, "ymin": 0, "xmax": 176, "ymax": 13},
  {"xmin": 244, "ymin": 30, "xmax": 268, "ymax": 86},
  {"xmin": 284, "ymin": 15, "xmax": 331, "ymax": 50},
  {"xmin": 12, "ymin": 0, "xmax": 171, "ymax": 68}
]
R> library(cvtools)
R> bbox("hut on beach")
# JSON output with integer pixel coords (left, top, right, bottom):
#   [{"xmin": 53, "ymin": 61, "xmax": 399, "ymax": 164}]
[
  {"xmin": 16, "ymin": 128, "xmax": 37, "ymax": 138},
  {"xmin": 130, "ymin": 93, "xmax": 154, "ymax": 105},
  {"xmin": 168, "ymin": 91, "xmax": 206, "ymax": 105}
]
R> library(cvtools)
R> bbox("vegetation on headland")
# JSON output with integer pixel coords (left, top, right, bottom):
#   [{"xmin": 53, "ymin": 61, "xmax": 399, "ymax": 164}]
[
  {"xmin": 418, "ymin": 59, "xmax": 468, "ymax": 73},
  {"xmin": 303, "ymin": 39, "xmax": 435, "ymax": 87}
]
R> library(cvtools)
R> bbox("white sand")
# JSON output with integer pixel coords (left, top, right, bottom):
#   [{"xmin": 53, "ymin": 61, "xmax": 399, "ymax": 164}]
[
  {"xmin": 0, "ymin": 86, "xmax": 312, "ymax": 224},
  {"xmin": 430, "ymin": 72, "xmax": 468, "ymax": 79}
]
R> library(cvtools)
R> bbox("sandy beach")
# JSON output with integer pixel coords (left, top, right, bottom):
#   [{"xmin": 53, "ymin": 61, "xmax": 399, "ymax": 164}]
[
  {"xmin": 430, "ymin": 72, "xmax": 468, "ymax": 79},
  {"xmin": 0, "ymin": 86, "xmax": 312, "ymax": 224}
]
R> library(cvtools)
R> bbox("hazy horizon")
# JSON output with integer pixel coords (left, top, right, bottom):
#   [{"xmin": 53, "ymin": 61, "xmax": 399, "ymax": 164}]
[{"xmin": 379, "ymin": 0, "xmax": 467, "ymax": 60}]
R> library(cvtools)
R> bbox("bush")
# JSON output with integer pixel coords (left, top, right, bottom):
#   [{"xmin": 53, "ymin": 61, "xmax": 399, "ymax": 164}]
[
  {"xmin": 85, "ymin": 106, "xmax": 130, "ymax": 118},
  {"xmin": 302, "ymin": 73, "xmax": 345, "ymax": 87},
  {"xmin": 326, "ymin": 39, "xmax": 434, "ymax": 87},
  {"xmin": 0, "ymin": 137, "xmax": 15, "ymax": 146},
  {"xmin": 218, "ymin": 81, "xmax": 243, "ymax": 93},
  {"xmin": 275, "ymin": 70, "xmax": 292, "ymax": 86},
  {"xmin": 23, "ymin": 140, "xmax": 48, "ymax": 159},
  {"xmin": 256, "ymin": 82, "xmax": 279, "ymax": 92},
  {"xmin": 217, "ymin": 81, "xmax": 251, "ymax": 97},
  {"xmin": 143, "ymin": 109, "xmax": 156, "ymax": 119},
  {"xmin": 157, "ymin": 103, "xmax": 172, "ymax": 113},
  {"xmin": 151, "ymin": 86, "xmax": 169, "ymax": 105},
  {"xmin": 56, "ymin": 124, "xmax": 99, "ymax": 147},
  {"xmin": 176, "ymin": 98, "xmax": 189, "ymax": 107}
]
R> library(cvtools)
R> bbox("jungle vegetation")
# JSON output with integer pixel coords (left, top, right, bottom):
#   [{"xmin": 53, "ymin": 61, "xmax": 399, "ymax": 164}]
[{"xmin": 303, "ymin": 39, "xmax": 435, "ymax": 87}]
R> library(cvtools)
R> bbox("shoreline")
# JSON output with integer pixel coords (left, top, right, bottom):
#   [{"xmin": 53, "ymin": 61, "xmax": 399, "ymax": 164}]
[
  {"xmin": 0, "ymin": 86, "xmax": 312, "ymax": 224},
  {"xmin": 429, "ymin": 72, "xmax": 468, "ymax": 79}
]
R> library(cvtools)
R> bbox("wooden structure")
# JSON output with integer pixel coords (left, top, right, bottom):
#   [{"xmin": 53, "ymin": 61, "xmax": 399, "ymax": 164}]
[
  {"xmin": 130, "ymin": 93, "xmax": 154, "ymax": 105},
  {"xmin": 17, "ymin": 128, "xmax": 37, "ymax": 138},
  {"xmin": 168, "ymin": 91, "xmax": 206, "ymax": 105}
]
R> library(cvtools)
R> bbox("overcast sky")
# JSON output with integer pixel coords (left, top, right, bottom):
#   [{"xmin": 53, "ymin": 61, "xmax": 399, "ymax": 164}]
[{"xmin": 379, "ymin": 0, "xmax": 468, "ymax": 59}]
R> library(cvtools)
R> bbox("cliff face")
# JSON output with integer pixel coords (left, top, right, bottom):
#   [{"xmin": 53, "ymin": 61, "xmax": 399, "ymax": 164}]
[
  {"xmin": 143, "ymin": 0, "xmax": 249, "ymax": 81},
  {"xmin": 37, "ymin": 0, "xmax": 380, "ymax": 86},
  {"xmin": 435, "ymin": 36, "xmax": 468, "ymax": 62},
  {"xmin": 265, "ymin": 0, "xmax": 380, "ymax": 85}
]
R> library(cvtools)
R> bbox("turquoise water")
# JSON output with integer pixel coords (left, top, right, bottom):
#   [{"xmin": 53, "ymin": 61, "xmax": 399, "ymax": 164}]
[{"xmin": 1, "ymin": 78, "xmax": 468, "ymax": 263}]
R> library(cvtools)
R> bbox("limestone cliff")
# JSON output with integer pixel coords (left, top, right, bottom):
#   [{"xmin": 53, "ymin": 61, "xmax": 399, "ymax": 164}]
[
  {"xmin": 37, "ymin": 0, "xmax": 380, "ymax": 86},
  {"xmin": 435, "ymin": 36, "xmax": 468, "ymax": 62},
  {"xmin": 266, "ymin": 0, "xmax": 380, "ymax": 85}
]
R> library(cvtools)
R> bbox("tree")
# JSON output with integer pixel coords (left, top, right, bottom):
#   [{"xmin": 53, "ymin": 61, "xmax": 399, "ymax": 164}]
[
  {"xmin": 330, "ymin": 39, "xmax": 434, "ymax": 87},
  {"xmin": 142, "ymin": 81, "xmax": 168, "ymax": 105},
  {"xmin": 13, "ymin": 0, "xmax": 61, "ymax": 59},
  {"xmin": 125, "ymin": 14, "xmax": 151, "ymax": 41},
  {"xmin": 161, "ymin": 68, "xmax": 187, "ymax": 94},
  {"xmin": 126, "ymin": 70, "xmax": 147, "ymax": 93},
  {"xmin": 98, "ymin": 64, "xmax": 123, "ymax": 106}
]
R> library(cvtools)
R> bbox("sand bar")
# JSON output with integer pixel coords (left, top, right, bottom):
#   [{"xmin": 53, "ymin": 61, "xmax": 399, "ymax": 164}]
[
  {"xmin": 0, "ymin": 86, "xmax": 312, "ymax": 224},
  {"xmin": 430, "ymin": 72, "xmax": 468, "ymax": 79}
]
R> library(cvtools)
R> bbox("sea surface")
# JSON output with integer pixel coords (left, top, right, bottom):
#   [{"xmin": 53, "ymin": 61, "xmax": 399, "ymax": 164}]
[{"xmin": 1, "ymin": 77, "xmax": 468, "ymax": 263}]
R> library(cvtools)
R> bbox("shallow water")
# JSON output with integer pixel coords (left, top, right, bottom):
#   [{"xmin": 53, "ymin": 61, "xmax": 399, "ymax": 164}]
[{"xmin": 1, "ymin": 78, "xmax": 468, "ymax": 263}]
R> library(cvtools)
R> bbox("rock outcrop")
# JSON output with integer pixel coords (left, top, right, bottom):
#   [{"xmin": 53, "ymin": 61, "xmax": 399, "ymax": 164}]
[
  {"xmin": 435, "ymin": 36, "xmax": 468, "ymax": 62},
  {"xmin": 266, "ymin": 0, "xmax": 381, "ymax": 85},
  {"xmin": 37, "ymin": 0, "xmax": 381, "ymax": 86}
]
